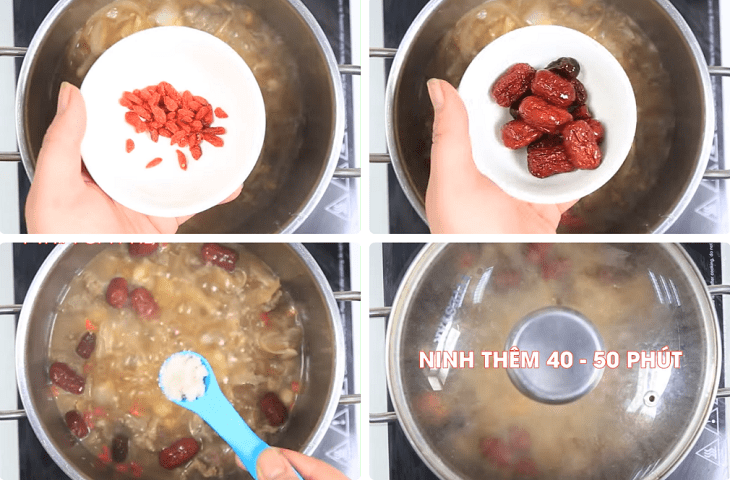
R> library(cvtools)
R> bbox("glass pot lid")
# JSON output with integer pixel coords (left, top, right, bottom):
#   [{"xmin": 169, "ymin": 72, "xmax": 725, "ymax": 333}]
[{"xmin": 386, "ymin": 244, "xmax": 720, "ymax": 480}]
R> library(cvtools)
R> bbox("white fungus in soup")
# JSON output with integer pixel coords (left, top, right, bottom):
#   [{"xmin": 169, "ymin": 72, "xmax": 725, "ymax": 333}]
[{"xmin": 49, "ymin": 244, "xmax": 303, "ymax": 479}]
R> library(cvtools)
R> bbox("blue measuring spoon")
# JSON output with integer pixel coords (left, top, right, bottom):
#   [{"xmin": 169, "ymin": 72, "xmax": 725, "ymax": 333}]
[{"xmin": 159, "ymin": 351, "xmax": 303, "ymax": 480}]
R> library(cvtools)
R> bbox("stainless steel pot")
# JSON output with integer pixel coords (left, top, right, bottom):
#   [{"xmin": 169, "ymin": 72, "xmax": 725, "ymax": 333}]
[
  {"xmin": 2, "ymin": 0, "xmax": 359, "ymax": 233},
  {"xmin": 4, "ymin": 243, "xmax": 348, "ymax": 480},
  {"xmin": 374, "ymin": 243, "xmax": 730, "ymax": 479},
  {"xmin": 381, "ymin": 0, "xmax": 730, "ymax": 233}
]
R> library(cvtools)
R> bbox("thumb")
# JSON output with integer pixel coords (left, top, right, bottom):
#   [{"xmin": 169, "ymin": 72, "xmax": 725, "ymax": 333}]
[
  {"xmin": 427, "ymin": 78, "xmax": 479, "ymax": 182},
  {"xmin": 256, "ymin": 448, "xmax": 299, "ymax": 480},
  {"xmin": 35, "ymin": 82, "xmax": 87, "ymax": 188}
]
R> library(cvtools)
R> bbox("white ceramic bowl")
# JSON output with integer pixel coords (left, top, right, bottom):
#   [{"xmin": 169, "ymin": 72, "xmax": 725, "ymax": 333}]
[
  {"xmin": 459, "ymin": 25, "xmax": 637, "ymax": 204},
  {"xmin": 80, "ymin": 26, "xmax": 266, "ymax": 217}
]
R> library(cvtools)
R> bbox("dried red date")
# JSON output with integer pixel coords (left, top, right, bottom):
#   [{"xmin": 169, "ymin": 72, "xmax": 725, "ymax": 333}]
[
  {"xmin": 75, "ymin": 332, "xmax": 96, "ymax": 359},
  {"xmin": 508, "ymin": 426, "xmax": 531, "ymax": 451},
  {"xmin": 530, "ymin": 70, "xmax": 576, "ymax": 108},
  {"xmin": 571, "ymin": 78, "xmax": 587, "ymax": 106},
  {"xmin": 50, "ymin": 362, "xmax": 85, "ymax": 395},
  {"xmin": 562, "ymin": 120, "xmax": 602, "ymax": 169},
  {"xmin": 130, "ymin": 287, "xmax": 160, "ymax": 319},
  {"xmin": 479, "ymin": 437, "xmax": 513, "ymax": 468},
  {"xmin": 518, "ymin": 96, "xmax": 573, "ymax": 134},
  {"xmin": 526, "ymin": 136, "xmax": 575, "ymax": 178},
  {"xmin": 546, "ymin": 57, "xmax": 580, "ymax": 80},
  {"xmin": 128, "ymin": 243, "xmax": 159, "ymax": 257},
  {"xmin": 493, "ymin": 270, "xmax": 521, "ymax": 292},
  {"xmin": 587, "ymin": 118, "xmax": 605, "ymax": 144},
  {"xmin": 415, "ymin": 391, "xmax": 449, "ymax": 426},
  {"xmin": 571, "ymin": 104, "xmax": 591, "ymax": 120},
  {"xmin": 501, "ymin": 120, "xmax": 543, "ymax": 150},
  {"xmin": 159, "ymin": 438, "xmax": 199, "ymax": 469},
  {"xmin": 201, "ymin": 244, "xmax": 238, "ymax": 272},
  {"xmin": 106, "ymin": 277, "xmax": 128, "ymax": 309},
  {"xmin": 260, "ymin": 392, "xmax": 289, "ymax": 427},
  {"xmin": 65, "ymin": 410, "xmax": 89, "ymax": 438},
  {"xmin": 112, "ymin": 434, "xmax": 129, "ymax": 463},
  {"xmin": 515, "ymin": 458, "xmax": 540, "ymax": 477},
  {"xmin": 491, "ymin": 63, "xmax": 536, "ymax": 108}
]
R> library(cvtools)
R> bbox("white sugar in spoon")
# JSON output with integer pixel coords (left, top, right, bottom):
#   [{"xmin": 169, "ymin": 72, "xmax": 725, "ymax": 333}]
[{"xmin": 159, "ymin": 351, "xmax": 303, "ymax": 480}]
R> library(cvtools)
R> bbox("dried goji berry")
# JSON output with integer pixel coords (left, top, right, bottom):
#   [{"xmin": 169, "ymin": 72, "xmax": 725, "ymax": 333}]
[
  {"xmin": 146, "ymin": 158, "xmax": 163, "ymax": 169},
  {"xmin": 176, "ymin": 150, "xmax": 188, "ymax": 170},
  {"xmin": 214, "ymin": 107, "xmax": 228, "ymax": 118},
  {"xmin": 132, "ymin": 105, "xmax": 152, "ymax": 121},
  {"xmin": 526, "ymin": 135, "xmax": 575, "ymax": 178},
  {"xmin": 163, "ymin": 96, "xmax": 178, "ymax": 111},
  {"xmin": 531, "ymin": 69, "xmax": 576, "ymax": 108},
  {"xmin": 518, "ymin": 96, "xmax": 573, "ymax": 134},
  {"xmin": 562, "ymin": 120, "xmax": 602, "ymax": 169},
  {"xmin": 205, "ymin": 135, "xmax": 224, "ymax": 148},
  {"xmin": 190, "ymin": 146, "xmax": 202, "ymax": 160},
  {"xmin": 501, "ymin": 120, "xmax": 543, "ymax": 150},
  {"xmin": 491, "ymin": 63, "xmax": 536, "ymax": 108},
  {"xmin": 125, "ymin": 139, "xmax": 135, "ymax": 153}
]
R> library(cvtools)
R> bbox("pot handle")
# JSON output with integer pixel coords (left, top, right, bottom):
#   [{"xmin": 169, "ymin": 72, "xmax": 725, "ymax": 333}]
[
  {"xmin": 333, "ymin": 168, "xmax": 361, "ymax": 178},
  {"xmin": 370, "ymin": 307, "xmax": 391, "ymax": 318},
  {"xmin": 370, "ymin": 153, "xmax": 391, "ymax": 164},
  {"xmin": 705, "ymin": 285, "xmax": 730, "ymax": 398},
  {"xmin": 338, "ymin": 64, "xmax": 361, "ymax": 76},
  {"xmin": 0, "ymin": 305, "xmax": 21, "ymax": 315},
  {"xmin": 370, "ymin": 48, "xmax": 397, "ymax": 58},
  {"xmin": 370, "ymin": 412, "xmax": 397, "ymax": 423},
  {"xmin": 703, "ymin": 67, "xmax": 730, "ymax": 178}
]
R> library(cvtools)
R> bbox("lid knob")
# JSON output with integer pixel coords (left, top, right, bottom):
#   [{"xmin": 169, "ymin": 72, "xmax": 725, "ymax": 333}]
[{"xmin": 506, "ymin": 306, "xmax": 605, "ymax": 404}]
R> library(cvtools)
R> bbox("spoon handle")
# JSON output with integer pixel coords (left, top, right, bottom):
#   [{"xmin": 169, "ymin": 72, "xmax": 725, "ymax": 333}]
[{"xmin": 203, "ymin": 393, "xmax": 303, "ymax": 480}]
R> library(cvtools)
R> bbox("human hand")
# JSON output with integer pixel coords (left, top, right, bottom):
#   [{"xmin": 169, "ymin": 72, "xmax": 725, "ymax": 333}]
[
  {"xmin": 424, "ymin": 78, "xmax": 577, "ymax": 234},
  {"xmin": 243, "ymin": 447, "xmax": 350, "ymax": 480},
  {"xmin": 25, "ymin": 82, "xmax": 242, "ymax": 234}
]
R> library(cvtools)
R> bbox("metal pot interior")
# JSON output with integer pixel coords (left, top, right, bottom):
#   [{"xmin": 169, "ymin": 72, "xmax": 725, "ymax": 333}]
[
  {"xmin": 15, "ymin": 243, "xmax": 344, "ymax": 480},
  {"xmin": 386, "ymin": 243, "xmax": 720, "ymax": 479},
  {"xmin": 386, "ymin": 0, "xmax": 713, "ymax": 233},
  {"xmin": 16, "ymin": 0, "xmax": 344, "ymax": 233}
]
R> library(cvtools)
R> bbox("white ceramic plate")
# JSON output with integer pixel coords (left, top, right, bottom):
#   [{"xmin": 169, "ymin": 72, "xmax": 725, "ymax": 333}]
[
  {"xmin": 80, "ymin": 26, "xmax": 266, "ymax": 217},
  {"xmin": 459, "ymin": 25, "xmax": 637, "ymax": 204}
]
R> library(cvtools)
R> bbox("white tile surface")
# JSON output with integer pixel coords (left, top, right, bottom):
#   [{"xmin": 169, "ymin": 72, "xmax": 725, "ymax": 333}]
[
  {"xmin": 0, "ymin": 7, "xmax": 20, "ymax": 480},
  {"xmin": 369, "ymin": 243, "xmax": 389, "ymax": 480},
  {"xmin": 369, "ymin": 0, "xmax": 389, "ymax": 234},
  {"xmin": 0, "ymin": 242, "xmax": 19, "ymax": 480},
  {"xmin": 0, "ymin": 0, "xmax": 20, "ymax": 234}
]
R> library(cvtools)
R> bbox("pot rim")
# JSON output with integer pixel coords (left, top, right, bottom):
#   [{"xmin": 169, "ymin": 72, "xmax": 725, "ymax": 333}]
[
  {"xmin": 15, "ymin": 242, "xmax": 345, "ymax": 480},
  {"xmin": 385, "ymin": 243, "xmax": 721, "ymax": 480},
  {"xmin": 384, "ymin": 0, "xmax": 716, "ymax": 233},
  {"xmin": 14, "ymin": 0, "xmax": 345, "ymax": 234}
]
